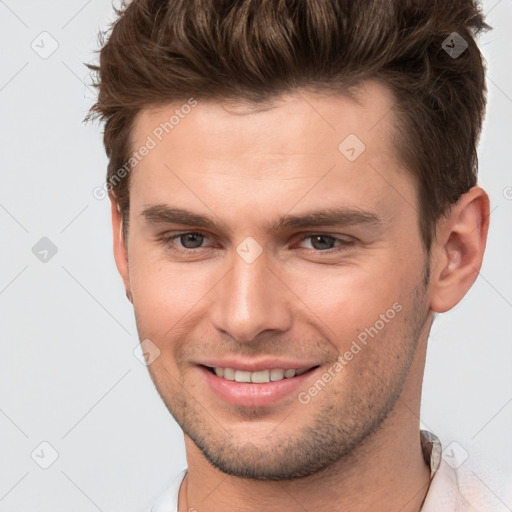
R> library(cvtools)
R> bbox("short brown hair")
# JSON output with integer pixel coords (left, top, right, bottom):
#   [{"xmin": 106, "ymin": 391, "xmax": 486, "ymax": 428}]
[{"xmin": 86, "ymin": 0, "xmax": 490, "ymax": 252}]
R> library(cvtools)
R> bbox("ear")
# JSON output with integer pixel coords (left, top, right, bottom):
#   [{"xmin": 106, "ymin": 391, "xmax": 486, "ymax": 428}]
[
  {"xmin": 110, "ymin": 194, "xmax": 132, "ymax": 303},
  {"xmin": 429, "ymin": 186, "xmax": 490, "ymax": 313}
]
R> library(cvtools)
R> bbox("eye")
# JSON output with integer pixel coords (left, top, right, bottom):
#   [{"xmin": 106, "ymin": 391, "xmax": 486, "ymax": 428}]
[
  {"xmin": 160, "ymin": 232, "xmax": 210, "ymax": 251},
  {"xmin": 158, "ymin": 231, "xmax": 355, "ymax": 256},
  {"xmin": 298, "ymin": 234, "xmax": 354, "ymax": 252},
  {"xmin": 176, "ymin": 232, "xmax": 206, "ymax": 249}
]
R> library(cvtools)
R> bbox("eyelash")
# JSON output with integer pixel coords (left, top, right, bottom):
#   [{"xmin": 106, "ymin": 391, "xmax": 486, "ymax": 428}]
[{"xmin": 158, "ymin": 231, "xmax": 355, "ymax": 255}]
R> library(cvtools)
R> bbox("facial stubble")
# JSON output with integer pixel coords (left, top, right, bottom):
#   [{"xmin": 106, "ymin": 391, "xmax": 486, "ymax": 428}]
[{"xmin": 142, "ymin": 264, "xmax": 431, "ymax": 481}]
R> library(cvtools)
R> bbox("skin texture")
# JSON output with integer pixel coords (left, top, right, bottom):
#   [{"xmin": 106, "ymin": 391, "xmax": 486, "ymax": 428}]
[{"xmin": 111, "ymin": 80, "xmax": 489, "ymax": 512}]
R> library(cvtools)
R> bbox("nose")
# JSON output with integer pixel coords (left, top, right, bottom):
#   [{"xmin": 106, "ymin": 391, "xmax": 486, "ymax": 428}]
[{"xmin": 209, "ymin": 249, "xmax": 293, "ymax": 343}]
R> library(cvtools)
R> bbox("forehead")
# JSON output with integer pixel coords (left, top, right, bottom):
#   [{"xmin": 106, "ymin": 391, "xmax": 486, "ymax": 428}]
[
  {"xmin": 128, "ymin": 80, "xmax": 411, "ymax": 219},
  {"xmin": 131, "ymin": 80, "xmax": 399, "ymax": 166}
]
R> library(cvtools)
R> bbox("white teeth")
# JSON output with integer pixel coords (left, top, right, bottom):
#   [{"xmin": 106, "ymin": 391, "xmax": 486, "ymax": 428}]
[
  {"xmin": 234, "ymin": 370, "xmax": 251, "ymax": 383},
  {"xmin": 212, "ymin": 367, "xmax": 309, "ymax": 383},
  {"xmin": 270, "ymin": 368, "xmax": 285, "ymax": 381},
  {"xmin": 223, "ymin": 368, "xmax": 235, "ymax": 380},
  {"xmin": 251, "ymin": 370, "xmax": 270, "ymax": 383}
]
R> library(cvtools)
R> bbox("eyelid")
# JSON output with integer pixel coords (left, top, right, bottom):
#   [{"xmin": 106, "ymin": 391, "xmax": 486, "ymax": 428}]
[
  {"xmin": 159, "ymin": 230, "xmax": 354, "ymax": 242},
  {"xmin": 159, "ymin": 230, "xmax": 356, "ymax": 254},
  {"xmin": 160, "ymin": 230, "xmax": 212, "ymax": 248},
  {"xmin": 295, "ymin": 231, "xmax": 355, "ymax": 240},
  {"xmin": 293, "ymin": 231, "xmax": 355, "ymax": 242},
  {"xmin": 293, "ymin": 232, "xmax": 356, "ymax": 251}
]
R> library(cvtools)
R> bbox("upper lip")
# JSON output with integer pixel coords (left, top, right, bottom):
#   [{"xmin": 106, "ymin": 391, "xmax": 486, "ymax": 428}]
[{"xmin": 198, "ymin": 359, "xmax": 319, "ymax": 372}]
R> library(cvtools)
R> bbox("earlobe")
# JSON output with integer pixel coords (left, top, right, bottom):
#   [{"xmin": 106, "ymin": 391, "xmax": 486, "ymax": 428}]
[
  {"xmin": 429, "ymin": 186, "xmax": 490, "ymax": 313},
  {"xmin": 110, "ymin": 194, "xmax": 132, "ymax": 301}
]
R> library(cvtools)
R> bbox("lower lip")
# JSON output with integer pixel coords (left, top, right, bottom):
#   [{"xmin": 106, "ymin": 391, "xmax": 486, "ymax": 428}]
[{"xmin": 200, "ymin": 366, "xmax": 318, "ymax": 407}]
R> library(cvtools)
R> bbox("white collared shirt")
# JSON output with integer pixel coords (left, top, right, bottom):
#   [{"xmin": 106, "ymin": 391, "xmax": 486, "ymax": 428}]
[{"xmin": 151, "ymin": 431, "xmax": 511, "ymax": 511}]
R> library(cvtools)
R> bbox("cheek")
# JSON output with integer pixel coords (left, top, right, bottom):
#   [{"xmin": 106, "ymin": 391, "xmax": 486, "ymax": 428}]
[
  {"xmin": 128, "ymin": 227, "xmax": 425, "ymax": 350},
  {"xmin": 128, "ymin": 243, "xmax": 220, "ymax": 337},
  {"xmin": 284, "ymin": 259, "xmax": 409, "ymax": 341},
  {"xmin": 284, "ymin": 251, "xmax": 426, "ymax": 378}
]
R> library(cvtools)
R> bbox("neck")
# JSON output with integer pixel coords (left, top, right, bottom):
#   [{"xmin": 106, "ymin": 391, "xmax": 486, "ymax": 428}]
[{"xmin": 179, "ymin": 323, "xmax": 432, "ymax": 512}]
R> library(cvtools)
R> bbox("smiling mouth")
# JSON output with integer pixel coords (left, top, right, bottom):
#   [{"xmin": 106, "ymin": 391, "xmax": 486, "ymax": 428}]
[{"xmin": 203, "ymin": 365, "xmax": 319, "ymax": 383}]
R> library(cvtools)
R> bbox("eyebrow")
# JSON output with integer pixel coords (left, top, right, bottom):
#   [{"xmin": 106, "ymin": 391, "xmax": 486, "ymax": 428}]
[
  {"xmin": 270, "ymin": 208, "xmax": 381, "ymax": 231},
  {"xmin": 141, "ymin": 204, "xmax": 382, "ymax": 234}
]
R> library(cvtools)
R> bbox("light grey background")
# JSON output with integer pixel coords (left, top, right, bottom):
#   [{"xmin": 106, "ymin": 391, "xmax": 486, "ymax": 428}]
[{"xmin": 0, "ymin": 1, "xmax": 511, "ymax": 511}]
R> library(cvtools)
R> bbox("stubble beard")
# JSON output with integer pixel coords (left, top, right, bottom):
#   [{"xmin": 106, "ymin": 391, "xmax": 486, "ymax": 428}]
[{"xmin": 146, "ymin": 266, "xmax": 431, "ymax": 481}]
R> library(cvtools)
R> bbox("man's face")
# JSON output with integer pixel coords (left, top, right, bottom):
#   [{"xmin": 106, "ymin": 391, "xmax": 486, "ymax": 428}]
[{"xmin": 118, "ymin": 81, "xmax": 432, "ymax": 479}]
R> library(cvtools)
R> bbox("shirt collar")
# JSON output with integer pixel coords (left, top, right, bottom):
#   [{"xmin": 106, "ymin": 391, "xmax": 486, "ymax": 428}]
[{"xmin": 420, "ymin": 429, "xmax": 443, "ymax": 479}]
